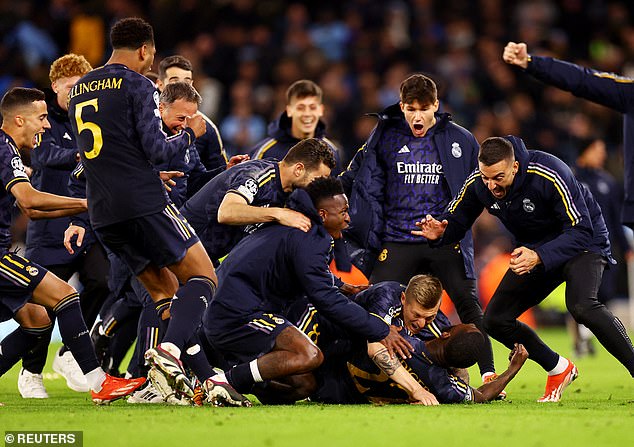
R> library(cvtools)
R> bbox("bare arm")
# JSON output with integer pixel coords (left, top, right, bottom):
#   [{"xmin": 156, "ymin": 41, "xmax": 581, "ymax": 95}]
[
  {"xmin": 10, "ymin": 182, "xmax": 87, "ymax": 220},
  {"xmin": 472, "ymin": 344, "xmax": 528, "ymax": 403},
  {"xmin": 368, "ymin": 342, "xmax": 439, "ymax": 406},
  {"xmin": 217, "ymin": 192, "xmax": 311, "ymax": 232}
]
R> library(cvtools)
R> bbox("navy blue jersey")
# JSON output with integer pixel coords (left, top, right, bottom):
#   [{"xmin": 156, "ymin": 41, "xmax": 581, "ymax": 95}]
[
  {"xmin": 352, "ymin": 281, "xmax": 451, "ymax": 340},
  {"xmin": 26, "ymin": 96, "xmax": 82, "ymax": 264},
  {"xmin": 441, "ymin": 136, "xmax": 612, "ymax": 271},
  {"xmin": 345, "ymin": 334, "xmax": 473, "ymax": 404},
  {"xmin": 377, "ymin": 122, "xmax": 452, "ymax": 242},
  {"xmin": 68, "ymin": 64, "xmax": 195, "ymax": 228},
  {"xmin": 180, "ymin": 159, "xmax": 287, "ymax": 260},
  {"xmin": 0, "ymin": 130, "xmax": 30, "ymax": 251},
  {"xmin": 196, "ymin": 116, "xmax": 227, "ymax": 171},
  {"xmin": 525, "ymin": 56, "xmax": 634, "ymax": 226},
  {"xmin": 205, "ymin": 189, "xmax": 389, "ymax": 343}
]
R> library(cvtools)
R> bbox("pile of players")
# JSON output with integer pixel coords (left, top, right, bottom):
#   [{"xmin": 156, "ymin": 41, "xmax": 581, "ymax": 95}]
[{"xmin": 1, "ymin": 17, "xmax": 633, "ymax": 407}]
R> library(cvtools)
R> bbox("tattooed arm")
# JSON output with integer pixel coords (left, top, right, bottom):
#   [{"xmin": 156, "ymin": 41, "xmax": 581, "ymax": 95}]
[{"xmin": 368, "ymin": 342, "xmax": 439, "ymax": 406}]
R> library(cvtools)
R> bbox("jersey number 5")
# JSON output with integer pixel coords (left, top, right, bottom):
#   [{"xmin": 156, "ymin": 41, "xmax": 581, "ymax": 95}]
[{"xmin": 74, "ymin": 98, "xmax": 103, "ymax": 159}]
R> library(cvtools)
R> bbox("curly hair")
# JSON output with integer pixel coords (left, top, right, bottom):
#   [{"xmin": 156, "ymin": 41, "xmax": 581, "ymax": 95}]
[
  {"xmin": 49, "ymin": 54, "xmax": 92, "ymax": 83},
  {"xmin": 110, "ymin": 17, "xmax": 154, "ymax": 50},
  {"xmin": 305, "ymin": 176, "xmax": 344, "ymax": 208}
]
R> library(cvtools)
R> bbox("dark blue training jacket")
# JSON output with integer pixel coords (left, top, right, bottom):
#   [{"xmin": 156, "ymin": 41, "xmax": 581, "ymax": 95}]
[
  {"xmin": 208, "ymin": 188, "xmax": 389, "ymax": 343},
  {"xmin": 249, "ymin": 111, "xmax": 342, "ymax": 174},
  {"xmin": 438, "ymin": 135, "xmax": 613, "ymax": 271},
  {"xmin": 25, "ymin": 93, "xmax": 84, "ymax": 264},
  {"xmin": 339, "ymin": 104, "xmax": 479, "ymax": 277},
  {"xmin": 525, "ymin": 55, "xmax": 634, "ymax": 226}
]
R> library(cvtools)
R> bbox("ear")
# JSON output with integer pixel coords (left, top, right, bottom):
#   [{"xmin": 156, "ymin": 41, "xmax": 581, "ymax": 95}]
[
  {"xmin": 14, "ymin": 115, "xmax": 24, "ymax": 127},
  {"xmin": 432, "ymin": 99, "xmax": 440, "ymax": 112},
  {"xmin": 318, "ymin": 208, "xmax": 327, "ymax": 222},
  {"xmin": 293, "ymin": 162, "xmax": 305, "ymax": 177},
  {"xmin": 159, "ymin": 102, "xmax": 165, "ymax": 114},
  {"xmin": 156, "ymin": 78, "xmax": 165, "ymax": 91},
  {"xmin": 51, "ymin": 80, "xmax": 59, "ymax": 94},
  {"xmin": 316, "ymin": 103, "xmax": 324, "ymax": 118},
  {"xmin": 286, "ymin": 104, "xmax": 292, "ymax": 118},
  {"xmin": 139, "ymin": 44, "xmax": 149, "ymax": 61},
  {"xmin": 400, "ymin": 291, "xmax": 407, "ymax": 306},
  {"xmin": 513, "ymin": 160, "xmax": 519, "ymax": 174},
  {"xmin": 399, "ymin": 101, "xmax": 405, "ymax": 112}
]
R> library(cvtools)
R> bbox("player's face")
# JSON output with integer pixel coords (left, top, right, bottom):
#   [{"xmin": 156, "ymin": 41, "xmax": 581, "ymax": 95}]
[
  {"xmin": 479, "ymin": 158, "xmax": 519, "ymax": 199},
  {"xmin": 52, "ymin": 75, "xmax": 82, "ymax": 111},
  {"xmin": 160, "ymin": 99, "xmax": 198, "ymax": 135},
  {"xmin": 400, "ymin": 99, "xmax": 439, "ymax": 138},
  {"xmin": 401, "ymin": 293, "xmax": 441, "ymax": 334},
  {"xmin": 158, "ymin": 67, "xmax": 194, "ymax": 91},
  {"xmin": 286, "ymin": 95, "xmax": 324, "ymax": 139},
  {"xmin": 319, "ymin": 194, "xmax": 350, "ymax": 237},
  {"xmin": 294, "ymin": 162, "xmax": 332, "ymax": 189},
  {"xmin": 20, "ymin": 100, "xmax": 51, "ymax": 149}
]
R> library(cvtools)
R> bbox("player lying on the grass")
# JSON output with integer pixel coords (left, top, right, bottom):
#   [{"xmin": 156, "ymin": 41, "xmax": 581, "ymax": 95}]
[
  {"xmin": 195, "ymin": 176, "xmax": 412, "ymax": 405},
  {"xmin": 291, "ymin": 279, "xmax": 524, "ymax": 404},
  {"xmin": 0, "ymin": 87, "xmax": 146, "ymax": 404},
  {"xmin": 414, "ymin": 135, "xmax": 634, "ymax": 402}
]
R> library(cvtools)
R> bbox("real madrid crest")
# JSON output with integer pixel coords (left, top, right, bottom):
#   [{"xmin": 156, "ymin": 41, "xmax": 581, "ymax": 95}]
[
  {"xmin": 451, "ymin": 142, "xmax": 462, "ymax": 158},
  {"xmin": 26, "ymin": 266, "xmax": 39, "ymax": 276},
  {"xmin": 522, "ymin": 198, "xmax": 535, "ymax": 213}
]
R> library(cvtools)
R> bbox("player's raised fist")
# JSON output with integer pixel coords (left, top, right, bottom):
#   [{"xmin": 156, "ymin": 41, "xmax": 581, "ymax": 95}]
[
  {"xmin": 502, "ymin": 42, "xmax": 529, "ymax": 69},
  {"xmin": 186, "ymin": 113, "xmax": 207, "ymax": 138}
]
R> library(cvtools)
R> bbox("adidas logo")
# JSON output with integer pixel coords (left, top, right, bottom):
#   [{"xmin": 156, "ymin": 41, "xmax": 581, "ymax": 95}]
[
  {"xmin": 63, "ymin": 132, "xmax": 72, "ymax": 140},
  {"xmin": 398, "ymin": 145, "xmax": 410, "ymax": 154},
  {"xmin": 490, "ymin": 203, "xmax": 500, "ymax": 210}
]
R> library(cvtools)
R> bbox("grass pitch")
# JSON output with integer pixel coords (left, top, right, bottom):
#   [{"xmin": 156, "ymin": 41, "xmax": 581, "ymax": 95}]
[{"xmin": 1, "ymin": 328, "xmax": 633, "ymax": 447}]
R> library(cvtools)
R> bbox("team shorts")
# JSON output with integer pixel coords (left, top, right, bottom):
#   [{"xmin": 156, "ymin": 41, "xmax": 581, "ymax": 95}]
[
  {"xmin": 204, "ymin": 302, "xmax": 294, "ymax": 366},
  {"xmin": 0, "ymin": 252, "xmax": 47, "ymax": 322},
  {"xmin": 97, "ymin": 203, "xmax": 199, "ymax": 275}
]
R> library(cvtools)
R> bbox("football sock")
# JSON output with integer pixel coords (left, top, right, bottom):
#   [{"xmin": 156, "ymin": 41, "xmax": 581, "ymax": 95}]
[
  {"xmin": 0, "ymin": 324, "xmax": 52, "ymax": 375},
  {"xmin": 85, "ymin": 367, "xmax": 107, "ymax": 392},
  {"xmin": 53, "ymin": 292, "xmax": 100, "ymax": 374},
  {"xmin": 226, "ymin": 360, "xmax": 263, "ymax": 393},
  {"xmin": 547, "ymin": 356, "xmax": 569, "ymax": 376},
  {"xmin": 183, "ymin": 337, "xmax": 215, "ymax": 382},
  {"xmin": 162, "ymin": 277, "xmax": 215, "ymax": 351},
  {"xmin": 20, "ymin": 323, "xmax": 54, "ymax": 374}
]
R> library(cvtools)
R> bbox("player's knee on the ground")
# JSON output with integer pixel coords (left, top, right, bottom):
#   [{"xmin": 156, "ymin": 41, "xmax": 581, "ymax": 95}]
[{"xmin": 14, "ymin": 303, "xmax": 51, "ymax": 328}]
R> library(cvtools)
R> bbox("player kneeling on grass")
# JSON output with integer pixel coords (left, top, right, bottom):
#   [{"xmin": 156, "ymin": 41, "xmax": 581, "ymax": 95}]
[
  {"xmin": 198, "ymin": 177, "xmax": 415, "ymax": 405},
  {"xmin": 0, "ymin": 87, "xmax": 145, "ymax": 404}
]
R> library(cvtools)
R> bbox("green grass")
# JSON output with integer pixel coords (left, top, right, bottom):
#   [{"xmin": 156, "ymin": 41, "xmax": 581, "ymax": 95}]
[{"xmin": 1, "ymin": 329, "xmax": 633, "ymax": 447}]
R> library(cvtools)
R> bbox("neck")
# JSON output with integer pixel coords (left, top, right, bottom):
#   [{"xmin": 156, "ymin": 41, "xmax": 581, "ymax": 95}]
[
  {"xmin": 291, "ymin": 128, "xmax": 314, "ymax": 140},
  {"xmin": 424, "ymin": 340, "xmax": 446, "ymax": 367},
  {"xmin": 107, "ymin": 50, "xmax": 141, "ymax": 74},
  {"xmin": 0, "ymin": 125, "xmax": 20, "ymax": 147},
  {"xmin": 278, "ymin": 162, "xmax": 294, "ymax": 192}
]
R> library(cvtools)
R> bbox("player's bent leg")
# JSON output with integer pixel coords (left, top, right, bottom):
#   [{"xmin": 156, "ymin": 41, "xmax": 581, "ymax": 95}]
[
  {"xmin": 1, "ymin": 304, "xmax": 52, "ymax": 380},
  {"xmin": 31, "ymin": 273, "xmax": 146, "ymax": 404},
  {"xmin": 253, "ymin": 373, "xmax": 318, "ymax": 405}
]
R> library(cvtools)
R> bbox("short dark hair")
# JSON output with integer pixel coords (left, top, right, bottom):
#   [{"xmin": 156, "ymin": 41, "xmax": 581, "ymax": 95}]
[
  {"xmin": 444, "ymin": 328, "xmax": 486, "ymax": 368},
  {"xmin": 110, "ymin": 17, "xmax": 154, "ymax": 50},
  {"xmin": 0, "ymin": 87, "xmax": 45, "ymax": 118},
  {"xmin": 160, "ymin": 82, "xmax": 202, "ymax": 106},
  {"xmin": 479, "ymin": 137, "xmax": 515, "ymax": 167},
  {"xmin": 282, "ymin": 138, "xmax": 336, "ymax": 171},
  {"xmin": 158, "ymin": 55, "xmax": 194, "ymax": 81},
  {"xmin": 400, "ymin": 74, "xmax": 437, "ymax": 106},
  {"xmin": 305, "ymin": 176, "xmax": 344, "ymax": 208},
  {"xmin": 286, "ymin": 79, "xmax": 322, "ymax": 104}
]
